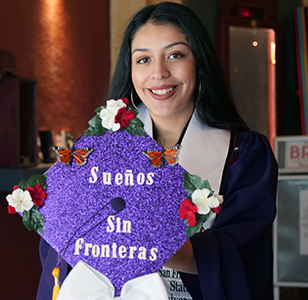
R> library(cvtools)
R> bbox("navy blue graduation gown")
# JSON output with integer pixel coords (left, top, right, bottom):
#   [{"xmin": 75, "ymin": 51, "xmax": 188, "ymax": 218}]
[
  {"xmin": 36, "ymin": 130, "xmax": 277, "ymax": 300},
  {"xmin": 180, "ymin": 131, "xmax": 277, "ymax": 300}
]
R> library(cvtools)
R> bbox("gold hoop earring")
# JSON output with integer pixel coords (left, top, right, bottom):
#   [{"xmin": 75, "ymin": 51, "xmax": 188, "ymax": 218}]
[
  {"xmin": 195, "ymin": 80, "xmax": 202, "ymax": 103},
  {"xmin": 131, "ymin": 89, "xmax": 139, "ymax": 110}
]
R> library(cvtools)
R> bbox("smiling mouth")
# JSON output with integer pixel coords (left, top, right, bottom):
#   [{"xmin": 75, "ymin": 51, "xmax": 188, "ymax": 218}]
[{"xmin": 150, "ymin": 86, "xmax": 176, "ymax": 96}]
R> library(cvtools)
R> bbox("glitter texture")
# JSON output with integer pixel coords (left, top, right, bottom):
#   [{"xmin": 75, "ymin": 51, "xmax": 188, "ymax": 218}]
[{"xmin": 40, "ymin": 130, "xmax": 188, "ymax": 295}]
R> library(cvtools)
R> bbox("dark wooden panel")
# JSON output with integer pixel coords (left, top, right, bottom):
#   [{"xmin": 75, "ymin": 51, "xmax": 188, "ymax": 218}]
[
  {"xmin": 19, "ymin": 78, "xmax": 38, "ymax": 165},
  {"xmin": 0, "ymin": 76, "xmax": 37, "ymax": 167},
  {"xmin": 0, "ymin": 77, "xmax": 20, "ymax": 167},
  {"xmin": 0, "ymin": 49, "xmax": 15, "ymax": 74}
]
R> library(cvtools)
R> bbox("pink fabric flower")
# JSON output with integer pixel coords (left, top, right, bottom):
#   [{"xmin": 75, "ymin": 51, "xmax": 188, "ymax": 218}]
[
  {"xmin": 26, "ymin": 184, "xmax": 46, "ymax": 207},
  {"xmin": 114, "ymin": 107, "xmax": 135, "ymax": 129},
  {"xmin": 179, "ymin": 199, "xmax": 198, "ymax": 226}
]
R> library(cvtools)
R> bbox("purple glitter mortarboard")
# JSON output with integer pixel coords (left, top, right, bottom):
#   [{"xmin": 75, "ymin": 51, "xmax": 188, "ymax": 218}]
[{"xmin": 40, "ymin": 130, "xmax": 189, "ymax": 296}]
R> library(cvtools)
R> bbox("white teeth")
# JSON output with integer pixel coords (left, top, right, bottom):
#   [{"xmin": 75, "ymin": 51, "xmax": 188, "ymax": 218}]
[{"xmin": 151, "ymin": 87, "xmax": 175, "ymax": 95}]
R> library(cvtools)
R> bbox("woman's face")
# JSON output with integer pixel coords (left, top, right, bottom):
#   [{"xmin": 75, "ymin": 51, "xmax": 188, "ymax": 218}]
[{"xmin": 131, "ymin": 22, "xmax": 196, "ymax": 121}]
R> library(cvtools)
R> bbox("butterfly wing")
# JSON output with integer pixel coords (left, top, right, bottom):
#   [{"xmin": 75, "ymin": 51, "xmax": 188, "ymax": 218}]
[
  {"xmin": 72, "ymin": 147, "xmax": 94, "ymax": 166},
  {"xmin": 163, "ymin": 144, "xmax": 181, "ymax": 166},
  {"xmin": 142, "ymin": 150, "xmax": 163, "ymax": 168},
  {"xmin": 53, "ymin": 147, "xmax": 72, "ymax": 166}
]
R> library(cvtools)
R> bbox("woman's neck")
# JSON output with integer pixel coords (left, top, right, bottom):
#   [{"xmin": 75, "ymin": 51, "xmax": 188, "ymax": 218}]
[{"xmin": 151, "ymin": 109, "xmax": 193, "ymax": 149}]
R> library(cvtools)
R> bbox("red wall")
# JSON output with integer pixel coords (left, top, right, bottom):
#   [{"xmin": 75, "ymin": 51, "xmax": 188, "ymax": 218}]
[
  {"xmin": 0, "ymin": 1, "xmax": 110, "ymax": 299},
  {"xmin": 0, "ymin": 0, "xmax": 110, "ymax": 137}
]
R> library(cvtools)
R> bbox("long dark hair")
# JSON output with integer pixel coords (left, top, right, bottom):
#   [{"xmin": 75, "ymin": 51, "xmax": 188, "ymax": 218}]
[{"xmin": 108, "ymin": 2, "xmax": 248, "ymax": 131}]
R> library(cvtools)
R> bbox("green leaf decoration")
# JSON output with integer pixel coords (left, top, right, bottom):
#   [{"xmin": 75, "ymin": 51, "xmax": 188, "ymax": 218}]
[
  {"xmin": 182, "ymin": 172, "xmax": 213, "ymax": 238},
  {"xmin": 18, "ymin": 174, "xmax": 47, "ymax": 190},
  {"xmin": 22, "ymin": 206, "xmax": 45, "ymax": 234},
  {"xmin": 124, "ymin": 114, "xmax": 146, "ymax": 137},
  {"xmin": 84, "ymin": 113, "xmax": 108, "ymax": 137},
  {"xmin": 22, "ymin": 210, "xmax": 30, "ymax": 223},
  {"xmin": 183, "ymin": 172, "xmax": 211, "ymax": 195},
  {"xmin": 15, "ymin": 174, "xmax": 47, "ymax": 234},
  {"xmin": 95, "ymin": 107, "xmax": 103, "ymax": 114},
  {"xmin": 184, "ymin": 212, "xmax": 210, "ymax": 238},
  {"xmin": 184, "ymin": 219, "xmax": 197, "ymax": 238},
  {"xmin": 17, "ymin": 179, "xmax": 28, "ymax": 191}
]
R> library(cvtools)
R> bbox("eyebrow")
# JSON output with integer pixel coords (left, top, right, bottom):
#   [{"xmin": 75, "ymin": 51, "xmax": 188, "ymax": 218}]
[{"xmin": 131, "ymin": 41, "xmax": 190, "ymax": 55}]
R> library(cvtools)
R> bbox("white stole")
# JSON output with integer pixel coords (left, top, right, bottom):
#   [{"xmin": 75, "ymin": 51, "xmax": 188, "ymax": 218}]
[
  {"xmin": 138, "ymin": 105, "xmax": 230, "ymax": 191},
  {"xmin": 138, "ymin": 105, "xmax": 230, "ymax": 298}
]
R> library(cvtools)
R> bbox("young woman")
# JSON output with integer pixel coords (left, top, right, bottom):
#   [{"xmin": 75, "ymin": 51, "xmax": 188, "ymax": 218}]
[{"xmin": 36, "ymin": 3, "xmax": 278, "ymax": 300}]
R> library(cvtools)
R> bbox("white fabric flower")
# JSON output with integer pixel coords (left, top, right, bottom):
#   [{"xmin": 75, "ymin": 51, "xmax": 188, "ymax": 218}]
[
  {"xmin": 99, "ymin": 99, "xmax": 127, "ymax": 131},
  {"xmin": 6, "ymin": 188, "xmax": 34, "ymax": 213},
  {"xmin": 213, "ymin": 191, "xmax": 223, "ymax": 204},
  {"xmin": 106, "ymin": 99, "xmax": 127, "ymax": 111},
  {"xmin": 191, "ymin": 188, "xmax": 220, "ymax": 215}
]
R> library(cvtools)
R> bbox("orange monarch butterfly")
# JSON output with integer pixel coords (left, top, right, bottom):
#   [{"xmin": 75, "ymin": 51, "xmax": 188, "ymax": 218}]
[
  {"xmin": 53, "ymin": 146, "xmax": 94, "ymax": 166},
  {"xmin": 142, "ymin": 144, "xmax": 181, "ymax": 168}
]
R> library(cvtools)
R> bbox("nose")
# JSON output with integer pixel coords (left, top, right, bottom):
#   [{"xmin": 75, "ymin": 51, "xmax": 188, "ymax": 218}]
[{"xmin": 151, "ymin": 59, "xmax": 170, "ymax": 80}]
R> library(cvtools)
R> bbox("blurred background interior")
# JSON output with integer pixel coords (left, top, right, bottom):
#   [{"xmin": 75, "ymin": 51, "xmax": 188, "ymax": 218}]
[{"xmin": 0, "ymin": 0, "xmax": 307, "ymax": 299}]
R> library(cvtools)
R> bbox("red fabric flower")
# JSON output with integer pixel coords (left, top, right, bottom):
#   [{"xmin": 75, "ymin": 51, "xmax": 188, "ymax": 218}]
[
  {"xmin": 7, "ymin": 205, "xmax": 17, "ymax": 214},
  {"xmin": 179, "ymin": 199, "xmax": 198, "ymax": 226},
  {"xmin": 26, "ymin": 184, "xmax": 46, "ymax": 207},
  {"xmin": 114, "ymin": 107, "xmax": 135, "ymax": 129},
  {"xmin": 212, "ymin": 204, "xmax": 222, "ymax": 214}
]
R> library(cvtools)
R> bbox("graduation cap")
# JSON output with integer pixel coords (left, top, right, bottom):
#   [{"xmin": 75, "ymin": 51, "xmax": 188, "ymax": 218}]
[
  {"xmin": 6, "ymin": 99, "xmax": 221, "ymax": 297},
  {"xmin": 41, "ymin": 129, "xmax": 189, "ymax": 295}
]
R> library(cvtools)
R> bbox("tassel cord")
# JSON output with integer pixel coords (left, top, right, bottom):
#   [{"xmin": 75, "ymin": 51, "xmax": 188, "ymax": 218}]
[{"xmin": 56, "ymin": 201, "xmax": 115, "ymax": 267}]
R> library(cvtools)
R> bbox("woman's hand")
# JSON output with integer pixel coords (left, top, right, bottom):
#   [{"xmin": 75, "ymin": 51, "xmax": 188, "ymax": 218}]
[{"xmin": 164, "ymin": 239, "xmax": 197, "ymax": 274}]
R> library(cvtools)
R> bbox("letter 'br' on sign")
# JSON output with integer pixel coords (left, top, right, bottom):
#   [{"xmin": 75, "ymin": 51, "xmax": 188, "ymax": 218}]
[{"xmin": 274, "ymin": 136, "xmax": 308, "ymax": 173}]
